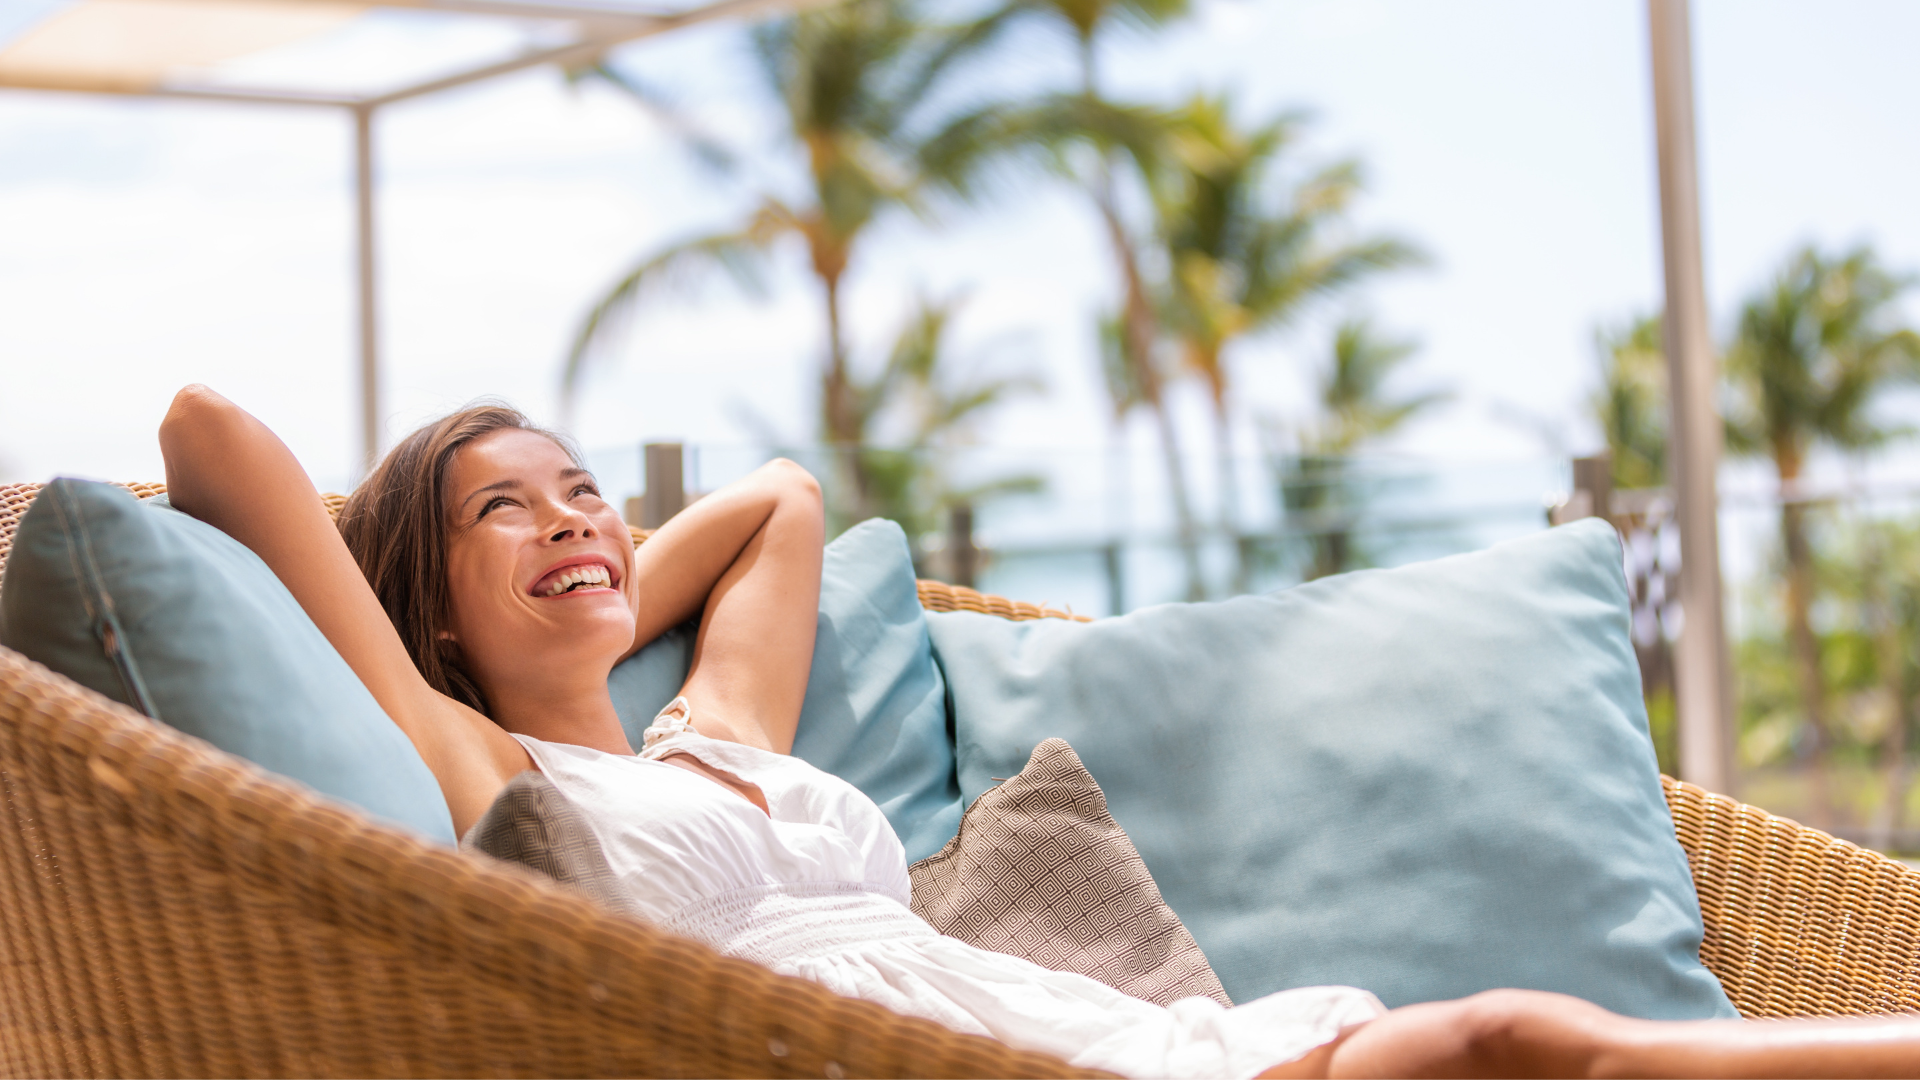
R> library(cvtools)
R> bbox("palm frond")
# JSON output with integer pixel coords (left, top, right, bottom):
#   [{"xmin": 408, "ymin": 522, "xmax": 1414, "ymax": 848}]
[
  {"xmin": 1726, "ymin": 243, "xmax": 1920, "ymax": 465},
  {"xmin": 560, "ymin": 220, "xmax": 787, "ymax": 407},
  {"xmin": 919, "ymin": 94, "xmax": 1173, "ymax": 203},
  {"xmin": 575, "ymin": 60, "xmax": 738, "ymax": 175}
]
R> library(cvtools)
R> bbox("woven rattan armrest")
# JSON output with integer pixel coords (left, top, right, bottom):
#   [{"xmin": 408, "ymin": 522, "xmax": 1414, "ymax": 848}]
[
  {"xmin": 0, "ymin": 644, "xmax": 1097, "ymax": 1078},
  {"xmin": 0, "ymin": 481, "xmax": 1098, "ymax": 1077}
]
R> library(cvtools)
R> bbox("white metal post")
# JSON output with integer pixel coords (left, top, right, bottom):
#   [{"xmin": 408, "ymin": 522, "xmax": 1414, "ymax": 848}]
[
  {"xmin": 1648, "ymin": 0, "xmax": 1732, "ymax": 792},
  {"xmin": 353, "ymin": 104, "xmax": 381, "ymax": 478}
]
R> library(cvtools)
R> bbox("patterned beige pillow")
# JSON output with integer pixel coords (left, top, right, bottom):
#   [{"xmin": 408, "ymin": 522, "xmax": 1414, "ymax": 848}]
[
  {"xmin": 909, "ymin": 738, "xmax": 1232, "ymax": 1007},
  {"xmin": 462, "ymin": 770, "xmax": 640, "ymax": 918}
]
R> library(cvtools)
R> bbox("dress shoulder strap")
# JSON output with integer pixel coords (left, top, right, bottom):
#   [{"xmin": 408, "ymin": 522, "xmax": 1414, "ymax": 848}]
[{"xmin": 641, "ymin": 695, "xmax": 697, "ymax": 750}]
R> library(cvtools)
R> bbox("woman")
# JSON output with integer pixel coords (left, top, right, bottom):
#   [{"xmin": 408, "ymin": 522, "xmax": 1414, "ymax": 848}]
[{"xmin": 159, "ymin": 386, "xmax": 1919, "ymax": 1079}]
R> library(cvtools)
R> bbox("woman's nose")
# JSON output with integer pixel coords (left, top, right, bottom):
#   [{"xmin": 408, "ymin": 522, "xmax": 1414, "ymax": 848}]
[{"xmin": 544, "ymin": 506, "xmax": 595, "ymax": 544}]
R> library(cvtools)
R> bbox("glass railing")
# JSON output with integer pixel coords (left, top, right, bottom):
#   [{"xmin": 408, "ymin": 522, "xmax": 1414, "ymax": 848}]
[
  {"xmin": 583, "ymin": 441, "xmax": 1570, "ymax": 615},
  {"xmin": 585, "ymin": 440, "xmax": 1920, "ymax": 855}
]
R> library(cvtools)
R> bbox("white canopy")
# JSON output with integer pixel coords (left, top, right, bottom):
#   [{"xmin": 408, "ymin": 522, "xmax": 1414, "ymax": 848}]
[
  {"xmin": 0, "ymin": 0, "xmax": 807, "ymax": 105},
  {"xmin": 0, "ymin": 0, "xmax": 822, "ymax": 470}
]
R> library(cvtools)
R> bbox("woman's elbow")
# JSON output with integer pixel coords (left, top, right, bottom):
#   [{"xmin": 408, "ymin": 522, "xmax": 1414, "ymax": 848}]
[
  {"xmin": 761, "ymin": 457, "xmax": 823, "ymax": 509},
  {"xmin": 159, "ymin": 384, "xmax": 241, "ymax": 450}
]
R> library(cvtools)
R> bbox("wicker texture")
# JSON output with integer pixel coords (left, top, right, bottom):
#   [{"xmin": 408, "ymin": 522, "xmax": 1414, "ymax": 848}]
[
  {"xmin": 0, "ymin": 482, "xmax": 167, "ymax": 585},
  {"xmin": 0, "ymin": 644, "xmax": 1099, "ymax": 1078},
  {"xmin": 914, "ymin": 579, "xmax": 1090, "ymax": 624},
  {"xmin": 1663, "ymin": 775, "xmax": 1920, "ymax": 1017},
  {"xmin": 0, "ymin": 477, "xmax": 1915, "ymax": 1063}
]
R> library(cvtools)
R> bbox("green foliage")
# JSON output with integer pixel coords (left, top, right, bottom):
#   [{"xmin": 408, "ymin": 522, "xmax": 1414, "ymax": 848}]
[
  {"xmin": 1725, "ymin": 246, "xmax": 1920, "ymax": 469},
  {"xmin": 1644, "ymin": 686, "xmax": 1677, "ymax": 777},
  {"xmin": 1734, "ymin": 515, "xmax": 1920, "ymax": 768},
  {"xmin": 1721, "ymin": 245, "xmax": 1920, "ymax": 824},
  {"xmin": 564, "ymin": 0, "xmax": 1024, "ymax": 439},
  {"xmin": 822, "ymin": 295, "xmax": 1045, "ymax": 543},
  {"xmin": 1270, "ymin": 318, "xmax": 1442, "ymax": 581},
  {"xmin": 1299, "ymin": 318, "xmax": 1444, "ymax": 456},
  {"xmin": 1590, "ymin": 314, "xmax": 1667, "ymax": 490},
  {"xmin": 1012, "ymin": 0, "xmax": 1190, "ymax": 49},
  {"xmin": 1149, "ymin": 95, "xmax": 1425, "ymax": 409}
]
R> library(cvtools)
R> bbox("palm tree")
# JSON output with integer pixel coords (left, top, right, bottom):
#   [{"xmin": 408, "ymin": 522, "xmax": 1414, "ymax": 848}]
[
  {"xmin": 1278, "ymin": 318, "xmax": 1442, "ymax": 580},
  {"xmin": 561, "ymin": 0, "xmax": 1016, "ymax": 523},
  {"xmin": 1150, "ymin": 94, "xmax": 1423, "ymax": 592},
  {"xmin": 934, "ymin": 0, "xmax": 1204, "ymax": 597},
  {"xmin": 1724, "ymin": 244, "xmax": 1920, "ymax": 827},
  {"xmin": 1592, "ymin": 314, "xmax": 1668, "ymax": 491},
  {"xmin": 830, "ymin": 295, "xmax": 1044, "ymax": 553}
]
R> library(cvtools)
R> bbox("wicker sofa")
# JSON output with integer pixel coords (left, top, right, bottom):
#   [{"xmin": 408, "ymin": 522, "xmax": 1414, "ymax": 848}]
[{"xmin": 0, "ymin": 481, "xmax": 1915, "ymax": 1078}]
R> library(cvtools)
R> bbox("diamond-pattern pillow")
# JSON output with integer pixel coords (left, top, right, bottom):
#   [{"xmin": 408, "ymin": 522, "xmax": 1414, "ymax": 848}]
[
  {"xmin": 909, "ymin": 738, "xmax": 1231, "ymax": 1007},
  {"xmin": 462, "ymin": 770, "xmax": 639, "ymax": 918}
]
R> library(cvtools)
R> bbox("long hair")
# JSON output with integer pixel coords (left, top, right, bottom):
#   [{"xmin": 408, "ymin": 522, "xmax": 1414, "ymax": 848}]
[{"xmin": 337, "ymin": 403, "xmax": 582, "ymax": 716}]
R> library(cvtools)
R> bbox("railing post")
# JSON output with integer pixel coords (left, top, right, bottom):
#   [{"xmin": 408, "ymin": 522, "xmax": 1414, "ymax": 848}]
[
  {"xmin": 1103, "ymin": 541, "xmax": 1125, "ymax": 616},
  {"xmin": 1550, "ymin": 454, "xmax": 1615, "ymax": 526},
  {"xmin": 947, "ymin": 503, "xmax": 979, "ymax": 589},
  {"xmin": 641, "ymin": 442, "xmax": 685, "ymax": 529}
]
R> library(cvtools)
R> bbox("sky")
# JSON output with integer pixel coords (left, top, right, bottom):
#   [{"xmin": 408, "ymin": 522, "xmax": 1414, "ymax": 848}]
[{"xmin": 3, "ymin": 0, "xmax": 1918, "ymax": 523}]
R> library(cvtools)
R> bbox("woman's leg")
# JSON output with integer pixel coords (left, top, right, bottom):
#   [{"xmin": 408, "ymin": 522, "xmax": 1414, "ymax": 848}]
[{"xmin": 1263, "ymin": 989, "xmax": 1920, "ymax": 1078}]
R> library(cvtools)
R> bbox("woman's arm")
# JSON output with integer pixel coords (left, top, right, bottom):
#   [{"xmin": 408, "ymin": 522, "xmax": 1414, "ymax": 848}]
[
  {"xmin": 158, "ymin": 386, "xmax": 529, "ymax": 834},
  {"xmin": 622, "ymin": 459, "xmax": 824, "ymax": 754}
]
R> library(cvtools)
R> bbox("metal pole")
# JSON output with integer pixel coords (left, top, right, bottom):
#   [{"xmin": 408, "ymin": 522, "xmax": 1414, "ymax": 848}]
[
  {"xmin": 1648, "ymin": 0, "xmax": 1731, "ymax": 792},
  {"xmin": 353, "ymin": 105, "xmax": 381, "ymax": 478}
]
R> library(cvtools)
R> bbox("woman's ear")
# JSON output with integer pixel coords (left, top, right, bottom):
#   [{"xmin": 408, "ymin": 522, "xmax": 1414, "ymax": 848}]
[{"xmin": 437, "ymin": 629, "xmax": 457, "ymax": 642}]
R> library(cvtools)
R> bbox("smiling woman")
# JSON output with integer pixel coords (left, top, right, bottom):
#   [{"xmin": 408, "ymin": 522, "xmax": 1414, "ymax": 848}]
[{"xmin": 158, "ymin": 385, "xmax": 823, "ymax": 835}]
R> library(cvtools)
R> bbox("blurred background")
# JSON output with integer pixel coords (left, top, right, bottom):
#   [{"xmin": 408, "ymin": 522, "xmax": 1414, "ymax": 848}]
[{"xmin": 5, "ymin": 0, "xmax": 1920, "ymax": 852}]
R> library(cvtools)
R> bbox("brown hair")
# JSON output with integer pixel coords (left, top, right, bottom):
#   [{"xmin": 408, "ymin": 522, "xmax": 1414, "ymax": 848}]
[{"xmin": 337, "ymin": 403, "xmax": 582, "ymax": 716}]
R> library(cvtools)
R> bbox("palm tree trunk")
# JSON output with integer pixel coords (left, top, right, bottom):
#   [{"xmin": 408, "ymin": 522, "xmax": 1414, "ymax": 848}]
[
  {"xmin": 1312, "ymin": 456, "xmax": 1347, "ymax": 580},
  {"xmin": 1094, "ymin": 184, "xmax": 1204, "ymax": 601},
  {"xmin": 1778, "ymin": 472, "xmax": 1832, "ymax": 828},
  {"xmin": 819, "ymin": 268, "xmax": 869, "ymax": 527},
  {"xmin": 1078, "ymin": 32, "xmax": 1203, "ymax": 601}
]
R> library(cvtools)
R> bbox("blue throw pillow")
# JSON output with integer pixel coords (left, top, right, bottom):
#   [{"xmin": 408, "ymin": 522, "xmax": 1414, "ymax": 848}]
[
  {"xmin": 925, "ymin": 519, "xmax": 1736, "ymax": 1020},
  {"xmin": 0, "ymin": 479, "xmax": 456, "ymax": 843},
  {"xmin": 609, "ymin": 518, "xmax": 959, "ymax": 862}
]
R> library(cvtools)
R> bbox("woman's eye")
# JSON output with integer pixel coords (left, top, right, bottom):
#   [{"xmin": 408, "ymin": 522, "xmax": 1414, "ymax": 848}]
[
  {"xmin": 477, "ymin": 496, "xmax": 512, "ymax": 519},
  {"xmin": 572, "ymin": 484, "xmax": 599, "ymax": 499}
]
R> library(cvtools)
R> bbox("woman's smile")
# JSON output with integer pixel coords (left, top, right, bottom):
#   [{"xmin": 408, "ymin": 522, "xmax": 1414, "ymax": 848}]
[{"xmin": 530, "ymin": 554, "xmax": 622, "ymax": 598}]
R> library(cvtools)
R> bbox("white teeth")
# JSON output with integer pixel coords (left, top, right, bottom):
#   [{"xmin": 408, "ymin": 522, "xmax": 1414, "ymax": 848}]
[{"xmin": 543, "ymin": 565, "xmax": 611, "ymax": 596}]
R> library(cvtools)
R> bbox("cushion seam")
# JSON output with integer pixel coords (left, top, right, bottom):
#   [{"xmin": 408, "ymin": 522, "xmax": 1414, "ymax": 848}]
[{"xmin": 49, "ymin": 482, "xmax": 157, "ymax": 717}]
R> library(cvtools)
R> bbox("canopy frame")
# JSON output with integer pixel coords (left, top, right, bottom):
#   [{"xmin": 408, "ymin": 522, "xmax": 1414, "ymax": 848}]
[{"xmin": 1, "ymin": 0, "xmax": 826, "ymax": 472}]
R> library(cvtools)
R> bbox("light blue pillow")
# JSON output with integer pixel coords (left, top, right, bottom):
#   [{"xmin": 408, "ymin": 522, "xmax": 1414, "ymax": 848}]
[
  {"xmin": 925, "ymin": 520, "xmax": 1736, "ymax": 1019},
  {"xmin": 0, "ymin": 479, "xmax": 456, "ymax": 843},
  {"xmin": 609, "ymin": 518, "xmax": 960, "ymax": 862}
]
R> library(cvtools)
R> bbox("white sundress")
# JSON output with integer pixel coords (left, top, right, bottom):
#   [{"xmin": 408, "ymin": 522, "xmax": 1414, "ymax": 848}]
[{"xmin": 509, "ymin": 704, "xmax": 1384, "ymax": 1079}]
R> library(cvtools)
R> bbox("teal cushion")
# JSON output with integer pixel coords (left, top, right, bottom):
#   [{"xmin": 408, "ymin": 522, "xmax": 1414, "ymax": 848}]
[
  {"xmin": 0, "ymin": 479, "xmax": 456, "ymax": 843},
  {"xmin": 925, "ymin": 519, "xmax": 1736, "ymax": 1019},
  {"xmin": 610, "ymin": 518, "xmax": 959, "ymax": 862}
]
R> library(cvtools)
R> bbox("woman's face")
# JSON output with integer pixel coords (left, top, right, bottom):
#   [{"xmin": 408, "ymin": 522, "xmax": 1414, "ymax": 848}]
[{"xmin": 440, "ymin": 429, "xmax": 638, "ymax": 704}]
